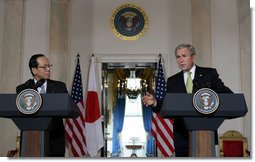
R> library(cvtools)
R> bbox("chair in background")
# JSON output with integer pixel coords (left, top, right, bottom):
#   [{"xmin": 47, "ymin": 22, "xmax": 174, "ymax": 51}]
[
  {"xmin": 219, "ymin": 130, "xmax": 250, "ymax": 157},
  {"xmin": 7, "ymin": 136, "xmax": 20, "ymax": 157}
]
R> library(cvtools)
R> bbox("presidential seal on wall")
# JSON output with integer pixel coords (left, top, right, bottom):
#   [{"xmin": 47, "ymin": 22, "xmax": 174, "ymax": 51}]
[
  {"xmin": 111, "ymin": 3, "xmax": 148, "ymax": 41},
  {"xmin": 193, "ymin": 88, "xmax": 220, "ymax": 115},
  {"xmin": 16, "ymin": 89, "xmax": 42, "ymax": 115}
]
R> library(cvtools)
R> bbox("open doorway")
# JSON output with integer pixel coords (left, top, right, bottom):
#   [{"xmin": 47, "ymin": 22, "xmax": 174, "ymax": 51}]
[{"xmin": 101, "ymin": 62, "xmax": 157, "ymax": 157}]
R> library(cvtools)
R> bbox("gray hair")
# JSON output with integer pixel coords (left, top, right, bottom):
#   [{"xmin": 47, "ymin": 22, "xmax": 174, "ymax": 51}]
[{"xmin": 175, "ymin": 43, "xmax": 196, "ymax": 57}]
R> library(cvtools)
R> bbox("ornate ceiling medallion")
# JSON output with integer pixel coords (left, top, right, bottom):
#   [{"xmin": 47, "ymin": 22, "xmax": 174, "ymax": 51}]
[{"xmin": 111, "ymin": 3, "xmax": 149, "ymax": 41}]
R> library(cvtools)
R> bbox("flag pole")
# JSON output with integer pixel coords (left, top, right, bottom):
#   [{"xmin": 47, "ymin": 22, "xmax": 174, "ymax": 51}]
[
  {"xmin": 151, "ymin": 53, "xmax": 175, "ymax": 157},
  {"xmin": 65, "ymin": 52, "xmax": 88, "ymax": 157},
  {"xmin": 76, "ymin": 53, "xmax": 80, "ymax": 58},
  {"xmin": 158, "ymin": 53, "xmax": 161, "ymax": 156},
  {"xmin": 75, "ymin": 53, "xmax": 80, "ymax": 65},
  {"xmin": 157, "ymin": 53, "xmax": 162, "ymax": 70},
  {"xmin": 85, "ymin": 52, "xmax": 104, "ymax": 157}
]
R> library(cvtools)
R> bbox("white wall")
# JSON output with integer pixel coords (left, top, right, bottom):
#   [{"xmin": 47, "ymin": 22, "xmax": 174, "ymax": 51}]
[
  {"xmin": 0, "ymin": 1, "xmax": 19, "ymax": 156},
  {"xmin": 22, "ymin": 0, "xmax": 51, "ymax": 83},
  {"xmin": 93, "ymin": 0, "xmax": 173, "ymax": 54},
  {"xmin": 0, "ymin": 0, "xmax": 3, "ymax": 50},
  {"xmin": 68, "ymin": 0, "xmax": 94, "ymax": 90},
  {"xmin": 168, "ymin": 0, "xmax": 192, "ymax": 76},
  {"xmin": 68, "ymin": 0, "xmax": 192, "ymax": 86},
  {"xmin": 0, "ymin": 0, "xmax": 3, "ymax": 74},
  {"xmin": 211, "ymin": 0, "xmax": 243, "ymax": 134},
  {"xmin": 91, "ymin": 0, "xmax": 192, "ymax": 77}
]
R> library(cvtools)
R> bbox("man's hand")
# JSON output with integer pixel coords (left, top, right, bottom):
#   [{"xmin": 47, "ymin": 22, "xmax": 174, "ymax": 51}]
[{"xmin": 142, "ymin": 92, "xmax": 157, "ymax": 107}]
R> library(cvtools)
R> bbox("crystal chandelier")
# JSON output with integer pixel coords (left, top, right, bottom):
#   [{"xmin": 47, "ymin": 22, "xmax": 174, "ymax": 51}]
[{"xmin": 126, "ymin": 70, "xmax": 141, "ymax": 100}]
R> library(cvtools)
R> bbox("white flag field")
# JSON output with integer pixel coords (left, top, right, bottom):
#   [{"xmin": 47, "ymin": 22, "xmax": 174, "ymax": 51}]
[{"xmin": 84, "ymin": 55, "xmax": 104, "ymax": 157}]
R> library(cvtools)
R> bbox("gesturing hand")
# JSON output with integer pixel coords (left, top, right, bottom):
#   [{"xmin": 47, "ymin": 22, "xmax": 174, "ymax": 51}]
[{"xmin": 142, "ymin": 92, "xmax": 156, "ymax": 107}]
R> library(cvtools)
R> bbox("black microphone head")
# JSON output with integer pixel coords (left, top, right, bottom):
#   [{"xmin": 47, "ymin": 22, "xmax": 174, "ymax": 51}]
[
  {"xmin": 24, "ymin": 79, "xmax": 34, "ymax": 87},
  {"xmin": 34, "ymin": 79, "xmax": 45, "ymax": 88},
  {"xmin": 16, "ymin": 79, "xmax": 34, "ymax": 93}
]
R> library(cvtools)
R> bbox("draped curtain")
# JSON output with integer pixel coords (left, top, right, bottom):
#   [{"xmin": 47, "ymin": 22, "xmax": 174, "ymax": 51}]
[
  {"xmin": 111, "ymin": 96, "xmax": 126, "ymax": 157},
  {"xmin": 111, "ymin": 68, "xmax": 155, "ymax": 157},
  {"xmin": 142, "ymin": 105, "xmax": 155, "ymax": 156}
]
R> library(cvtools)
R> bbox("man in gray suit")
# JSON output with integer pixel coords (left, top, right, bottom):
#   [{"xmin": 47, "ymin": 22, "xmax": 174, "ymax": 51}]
[
  {"xmin": 142, "ymin": 43, "xmax": 233, "ymax": 157},
  {"xmin": 16, "ymin": 54, "xmax": 68, "ymax": 157}
]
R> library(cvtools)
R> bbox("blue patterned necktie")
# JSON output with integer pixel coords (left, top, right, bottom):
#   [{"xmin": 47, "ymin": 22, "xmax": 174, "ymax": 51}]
[{"xmin": 40, "ymin": 84, "xmax": 46, "ymax": 94}]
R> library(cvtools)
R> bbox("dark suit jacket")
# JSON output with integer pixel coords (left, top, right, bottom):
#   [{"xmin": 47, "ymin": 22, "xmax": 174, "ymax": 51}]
[
  {"xmin": 16, "ymin": 79, "xmax": 68, "ymax": 157},
  {"xmin": 152, "ymin": 65, "xmax": 233, "ymax": 156}
]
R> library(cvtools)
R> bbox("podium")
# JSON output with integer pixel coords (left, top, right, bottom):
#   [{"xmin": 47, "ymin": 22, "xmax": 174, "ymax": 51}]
[
  {"xmin": 160, "ymin": 93, "xmax": 248, "ymax": 157},
  {"xmin": 0, "ymin": 93, "xmax": 79, "ymax": 157}
]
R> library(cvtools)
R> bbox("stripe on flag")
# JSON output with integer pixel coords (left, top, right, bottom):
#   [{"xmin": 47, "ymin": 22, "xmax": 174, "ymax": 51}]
[
  {"xmin": 151, "ymin": 56, "xmax": 175, "ymax": 157},
  {"xmin": 65, "ymin": 56, "xmax": 88, "ymax": 157}
]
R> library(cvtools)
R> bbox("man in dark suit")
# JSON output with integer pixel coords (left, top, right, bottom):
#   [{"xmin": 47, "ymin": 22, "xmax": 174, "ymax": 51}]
[
  {"xmin": 16, "ymin": 54, "xmax": 68, "ymax": 157},
  {"xmin": 142, "ymin": 43, "xmax": 233, "ymax": 157}
]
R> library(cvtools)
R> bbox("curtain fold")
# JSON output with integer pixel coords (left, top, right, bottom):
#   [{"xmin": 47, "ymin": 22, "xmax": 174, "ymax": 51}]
[
  {"xmin": 111, "ymin": 68, "xmax": 155, "ymax": 157},
  {"xmin": 111, "ymin": 96, "xmax": 126, "ymax": 157},
  {"xmin": 142, "ymin": 105, "xmax": 155, "ymax": 156}
]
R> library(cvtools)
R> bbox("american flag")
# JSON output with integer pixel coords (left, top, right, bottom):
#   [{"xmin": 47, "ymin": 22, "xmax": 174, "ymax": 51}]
[
  {"xmin": 65, "ymin": 56, "xmax": 88, "ymax": 157},
  {"xmin": 151, "ymin": 56, "xmax": 175, "ymax": 156}
]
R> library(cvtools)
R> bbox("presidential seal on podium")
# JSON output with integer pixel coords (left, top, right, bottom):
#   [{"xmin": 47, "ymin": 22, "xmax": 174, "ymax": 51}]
[
  {"xmin": 193, "ymin": 88, "xmax": 220, "ymax": 115},
  {"xmin": 16, "ymin": 89, "xmax": 42, "ymax": 115},
  {"xmin": 111, "ymin": 3, "xmax": 148, "ymax": 41}
]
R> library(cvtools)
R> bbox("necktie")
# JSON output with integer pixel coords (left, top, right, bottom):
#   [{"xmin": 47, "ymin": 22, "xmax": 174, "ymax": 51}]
[
  {"xmin": 186, "ymin": 71, "xmax": 193, "ymax": 93},
  {"xmin": 40, "ymin": 84, "xmax": 46, "ymax": 94}
]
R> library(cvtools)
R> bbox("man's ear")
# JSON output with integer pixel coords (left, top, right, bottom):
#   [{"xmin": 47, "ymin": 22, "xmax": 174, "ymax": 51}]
[
  {"xmin": 32, "ymin": 67, "xmax": 37, "ymax": 75},
  {"xmin": 192, "ymin": 54, "xmax": 197, "ymax": 62}
]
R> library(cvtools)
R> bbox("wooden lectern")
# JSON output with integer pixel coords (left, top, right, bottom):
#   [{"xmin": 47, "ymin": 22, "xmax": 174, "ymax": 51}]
[
  {"xmin": 160, "ymin": 93, "xmax": 248, "ymax": 157},
  {"xmin": 0, "ymin": 93, "xmax": 79, "ymax": 157}
]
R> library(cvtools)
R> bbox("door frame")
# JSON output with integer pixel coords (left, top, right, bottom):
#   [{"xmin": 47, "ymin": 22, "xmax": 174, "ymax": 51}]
[{"xmin": 95, "ymin": 53, "xmax": 166, "ymax": 157}]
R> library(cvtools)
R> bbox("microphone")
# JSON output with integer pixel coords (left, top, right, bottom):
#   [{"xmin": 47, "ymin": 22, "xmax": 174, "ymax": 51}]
[
  {"xmin": 31, "ymin": 79, "xmax": 45, "ymax": 89},
  {"xmin": 35, "ymin": 79, "xmax": 45, "ymax": 88},
  {"xmin": 16, "ymin": 79, "xmax": 34, "ymax": 93},
  {"xmin": 23, "ymin": 79, "xmax": 34, "ymax": 88},
  {"xmin": 16, "ymin": 79, "xmax": 46, "ymax": 93}
]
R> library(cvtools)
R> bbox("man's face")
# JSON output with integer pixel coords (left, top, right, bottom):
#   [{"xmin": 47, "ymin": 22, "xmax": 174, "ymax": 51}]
[
  {"xmin": 32, "ymin": 56, "xmax": 51, "ymax": 81},
  {"xmin": 176, "ymin": 48, "xmax": 196, "ymax": 72}
]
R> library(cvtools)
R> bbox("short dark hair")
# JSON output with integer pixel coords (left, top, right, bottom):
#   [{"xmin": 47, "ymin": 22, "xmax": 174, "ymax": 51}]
[
  {"xmin": 175, "ymin": 43, "xmax": 196, "ymax": 57},
  {"xmin": 29, "ymin": 54, "xmax": 45, "ymax": 76}
]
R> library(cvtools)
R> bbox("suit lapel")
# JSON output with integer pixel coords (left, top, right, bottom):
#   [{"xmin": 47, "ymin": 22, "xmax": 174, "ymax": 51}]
[
  {"xmin": 46, "ymin": 79, "xmax": 53, "ymax": 93},
  {"xmin": 194, "ymin": 66, "xmax": 204, "ymax": 82},
  {"xmin": 177, "ymin": 71, "xmax": 187, "ymax": 93}
]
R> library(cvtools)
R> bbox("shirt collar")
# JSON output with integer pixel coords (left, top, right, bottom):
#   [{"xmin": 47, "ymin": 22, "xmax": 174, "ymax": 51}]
[
  {"xmin": 189, "ymin": 65, "xmax": 196, "ymax": 75},
  {"xmin": 184, "ymin": 65, "xmax": 196, "ymax": 74},
  {"xmin": 184, "ymin": 65, "xmax": 196, "ymax": 80}
]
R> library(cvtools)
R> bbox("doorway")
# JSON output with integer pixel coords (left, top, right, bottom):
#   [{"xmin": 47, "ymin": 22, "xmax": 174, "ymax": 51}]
[{"xmin": 101, "ymin": 62, "xmax": 157, "ymax": 157}]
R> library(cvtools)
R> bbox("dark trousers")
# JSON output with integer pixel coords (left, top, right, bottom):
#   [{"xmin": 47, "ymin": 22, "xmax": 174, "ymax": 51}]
[
  {"xmin": 173, "ymin": 129, "xmax": 189, "ymax": 157},
  {"xmin": 175, "ymin": 146, "xmax": 189, "ymax": 157}
]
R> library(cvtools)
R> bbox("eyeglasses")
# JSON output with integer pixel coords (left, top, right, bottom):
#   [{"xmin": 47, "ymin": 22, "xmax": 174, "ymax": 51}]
[{"xmin": 37, "ymin": 64, "xmax": 53, "ymax": 71}]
